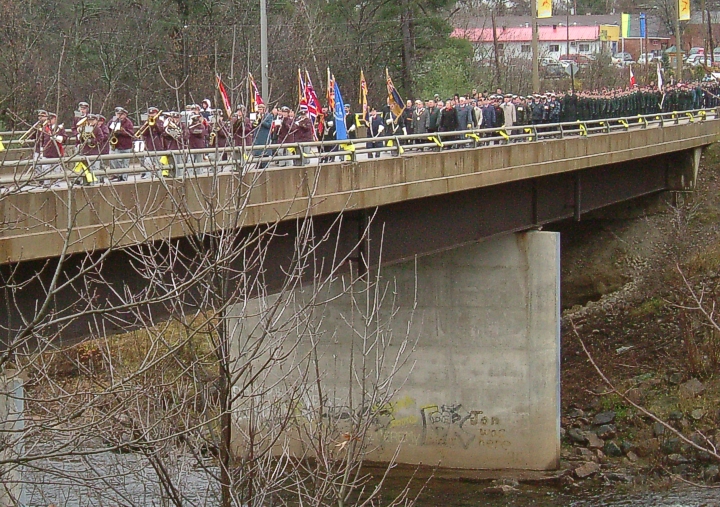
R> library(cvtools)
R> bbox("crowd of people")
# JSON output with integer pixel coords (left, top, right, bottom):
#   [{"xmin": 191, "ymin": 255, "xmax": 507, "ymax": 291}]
[{"xmin": 15, "ymin": 79, "xmax": 720, "ymax": 185}]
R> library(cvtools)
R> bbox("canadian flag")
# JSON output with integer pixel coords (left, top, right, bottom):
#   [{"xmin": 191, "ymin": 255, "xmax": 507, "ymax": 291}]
[{"xmin": 629, "ymin": 65, "xmax": 636, "ymax": 87}]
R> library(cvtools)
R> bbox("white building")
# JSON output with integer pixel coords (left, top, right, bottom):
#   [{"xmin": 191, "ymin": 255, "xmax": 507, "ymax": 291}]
[{"xmin": 453, "ymin": 25, "xmax": 602, "ymax": 62}]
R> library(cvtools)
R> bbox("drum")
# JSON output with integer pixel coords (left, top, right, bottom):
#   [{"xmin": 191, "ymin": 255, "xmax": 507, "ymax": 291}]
[{"xmin": 133, "ymin": 140, "xmax": 145, "ymax": 153}]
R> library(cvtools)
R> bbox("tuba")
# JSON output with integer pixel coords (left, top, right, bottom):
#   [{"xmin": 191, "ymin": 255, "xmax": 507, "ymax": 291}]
[{"xmin": 164, "ymin": 117, "xmax": 183, "ymax": 141}]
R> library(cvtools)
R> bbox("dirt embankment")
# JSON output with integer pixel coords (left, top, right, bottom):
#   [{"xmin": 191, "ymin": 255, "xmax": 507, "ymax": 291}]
[{"xmin": 555, "ymin": 143, "xmax": 720, "ymax": 486}]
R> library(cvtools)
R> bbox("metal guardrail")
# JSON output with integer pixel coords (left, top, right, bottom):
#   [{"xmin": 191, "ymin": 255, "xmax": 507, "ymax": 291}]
[{"xmin": 0, "ymin": 108, "xmax": 717, "ymax": 187}]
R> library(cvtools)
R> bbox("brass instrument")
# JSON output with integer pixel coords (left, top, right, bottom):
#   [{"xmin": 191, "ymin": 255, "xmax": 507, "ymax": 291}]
[
  {"xmin": 81, "ymin": 124, "xmax": 97, "ymax": 148},
  {"xmin": 164, "ymin": 117, "xmax": 183, "ymax": 141},
  {"xmin": 108, "ymin": 116, "xmax": 119, "ymax": 147},
  {"xmin": 18, "ymin": 120, "xmax": 46, "ymax": 142},
  {"xmin": 135, "ymin": 110, "xmax": 163, "ymax": 138}
]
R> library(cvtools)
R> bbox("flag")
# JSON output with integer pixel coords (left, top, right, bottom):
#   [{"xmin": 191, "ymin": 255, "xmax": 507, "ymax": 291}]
[
  {"xmin": 333, "ymin": 78, "xmax": 348, "ymax": 141},
  {"xmin": 304, "ymin": 70, "xmax": 321, "ymax": 123},
  {"xmin": 629, "ymin": 65, "xmax": 636, "ymax": 87},
  {"xmin": 359, "ymin": 70, "xmax": 368, "ymax": 120},
  {"xmin": 639, "ymin": 13, "xmax": 646, "ymax": 38},
  {"xmin": 248, "ymin": 73, "xmax": 264, "ymax": 113},
  {"xmin": 215, "ymin": 75, "xmax": 232, "ymax": 118},
  {"xmin": 327, "ymin": 69, "xmax": 336, "ymax": 113},
  {"xmin": 657, "ymin": 60, "xmax": 664, "ymax": 89},
  {"xmin": 621, "ymin": 13, "xmax": 631, "ymax": 38},
  {"xmin": 385, "ymin": 68, "xmax": 405, "ymax": 122},
  {"xmin": 537, "ymin": 0, "xmax": 552, "ymax": 18},
  {"xmin": 678, "ymin": 0, "xmax": 690, "ymax": 21}
]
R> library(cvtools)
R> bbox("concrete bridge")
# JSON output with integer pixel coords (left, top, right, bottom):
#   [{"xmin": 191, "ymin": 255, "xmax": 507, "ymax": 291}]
[{"xmin": 1, "ymin": 110, "xmax": 717, "ymax": 474}]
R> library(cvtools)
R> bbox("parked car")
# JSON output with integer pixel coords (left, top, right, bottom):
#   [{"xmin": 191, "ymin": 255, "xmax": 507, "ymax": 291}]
[
  {"xmin": 558, "ymin": 60, "xmax": 580, "ymax": 75},
  {"xmin": 558, "ymin": 54, "xmax": 594, "ymax": 67},
  {"xmin": 539, "ymin": 56, "xmax": 560, "ymax": 67},
  {"xmin": 686, "ymin": 54, "xmax": 710, "ymax": 67},
  {"xmin": 542, "ymin": 62, "xmax": 568, "ymax": 78},
  {"xmin": 612, "ymin": 52, "xmax": 634, "ymax": 65},
  {"xmin": 637, "ymin": 53, "xmax": 657, "ymax": 64}
]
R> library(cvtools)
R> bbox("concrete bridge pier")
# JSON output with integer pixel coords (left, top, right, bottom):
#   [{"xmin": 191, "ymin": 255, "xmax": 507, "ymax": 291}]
[
  {"xmin": 667, "ymin": 146, "xmax": 704, "ymax": 191},
  {"xmin": 0, "ymin": 370, "xmax": 25, "ymax": 506},
  {"xmin": 230, "ymin": 230, "xmax": 561, "ymax": 471}
]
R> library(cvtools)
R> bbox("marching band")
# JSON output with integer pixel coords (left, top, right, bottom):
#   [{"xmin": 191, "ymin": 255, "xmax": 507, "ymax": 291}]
[{"xmin": 9, "ymin": 77, "xmax": 720, "ymax": 185}]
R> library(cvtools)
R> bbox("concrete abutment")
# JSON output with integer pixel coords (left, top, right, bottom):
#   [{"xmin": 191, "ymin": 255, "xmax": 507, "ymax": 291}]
[{"xmin": 230, "ymin": 230, "xmax": 560, "ymax": 471}]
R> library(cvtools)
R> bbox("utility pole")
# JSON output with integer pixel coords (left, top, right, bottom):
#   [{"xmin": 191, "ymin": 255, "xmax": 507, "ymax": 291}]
[
  {"xmin": 567, "ymin": 1, "xmax": 575, "ymax": 92},
  {"xmin": 532, "ymin": 0, "xmax": 540, "ymax": 93},
  {"xmin": 675, "ymin": 0, "xmax": 682, "ymax": 82},
  {"xmin": 260, "ymin": 0, "xmax": 269, "ymax": 100}
]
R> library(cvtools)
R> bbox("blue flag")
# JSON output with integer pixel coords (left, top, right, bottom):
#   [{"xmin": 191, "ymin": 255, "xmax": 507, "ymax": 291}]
[
  {"xmin": 333, "ymin": 80, "xmax": 348, "ymax": 141},
  {"xmin": 639, "ymin": 13, "xmax": 646, "ymax": 38}
]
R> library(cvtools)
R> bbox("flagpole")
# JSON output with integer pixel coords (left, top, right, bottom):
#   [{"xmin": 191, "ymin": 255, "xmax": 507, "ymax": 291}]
[
  {"xmin": 260, "ymin": 0, "xmax": 269, "ymax": 99},
  {"xmin": 675, "ymin": 0, "xmax": 682, "ymax": 82},
  {"xmin": 532, "ymin": 0, "xmax": 539, "ymax": 93}
]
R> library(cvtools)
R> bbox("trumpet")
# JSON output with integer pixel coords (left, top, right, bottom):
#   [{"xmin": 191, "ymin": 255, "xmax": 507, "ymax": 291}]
[{"xmin": 110, "ymin": 133, "xmax": 119, "ymax": 147}]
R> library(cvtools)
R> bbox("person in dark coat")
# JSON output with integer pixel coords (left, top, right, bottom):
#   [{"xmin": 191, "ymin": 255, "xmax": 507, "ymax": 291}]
[
  {"xmin": 366, "ymin": 108, "xmax": 385, "ymax": 158},
  {"xmin": 425, "ymin": 99, "xmax": 441, "ymax": 133},
  {"xmin": 251, "ymin": 103, "xmax": 274, "ymax": 168}
]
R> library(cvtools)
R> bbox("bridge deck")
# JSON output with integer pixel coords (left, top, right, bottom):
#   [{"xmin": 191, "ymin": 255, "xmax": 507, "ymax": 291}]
[{"xmin": 0, "ymin": 113, "xmax": 718, "ymax": 264}]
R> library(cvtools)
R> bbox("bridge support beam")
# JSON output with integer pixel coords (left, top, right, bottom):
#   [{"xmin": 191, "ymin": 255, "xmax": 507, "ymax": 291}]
[
  {"xmin": 230, "ymin": 230, "xmax": 560, "ymax": 471},
  {"xmin": 667, "ymin": 146, "xmax": 704, "ymax": 191}
]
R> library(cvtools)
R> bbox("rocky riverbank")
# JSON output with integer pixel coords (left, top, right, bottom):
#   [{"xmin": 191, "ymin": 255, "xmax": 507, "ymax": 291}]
[{"xmin": 556, "ymin": 143, "xmax": 720, "ymax": 489}]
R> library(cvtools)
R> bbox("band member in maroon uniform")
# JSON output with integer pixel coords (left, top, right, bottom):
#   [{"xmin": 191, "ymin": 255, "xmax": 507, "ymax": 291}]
[
  {"xmin": 109, "ymin": 107, "xmax": 134, "ymax": 181},
  {"xmin": 28, "ymin": 110, "xmax": 49, "ymax": 162},
  {"xmin": 72, "ymin": 101, "xmax": 90, "ymax": 143},
  {"xmin": 77, "ymin": 113, "xmax": 107, "ymax": 182},
  {"xmin": 209, "ymin": 109, "xmax": 230, "ymax": 163},
  {"xmin": 140, "ymin": 106, "xmax": 164, "ymax": 177},
  {"xmin": 39, "ymin": 112, "xmax": 66, "ymax": 185},
  {"xmin": 186, "ymin": 113, "xmax": 207, "ymax": 173},
  {"xmin": 289, "ymin": 105, "xmax": 314, "ymax": 166}
]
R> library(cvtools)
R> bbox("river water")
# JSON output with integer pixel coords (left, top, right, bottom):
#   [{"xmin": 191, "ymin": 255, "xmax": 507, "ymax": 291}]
[{"xmin": 18, "ymin": 453, "xmax": 720, "ymax": 507}]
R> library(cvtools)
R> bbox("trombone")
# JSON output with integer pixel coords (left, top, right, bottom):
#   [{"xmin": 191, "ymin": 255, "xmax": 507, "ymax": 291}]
[
  {"xmin": 135, "ymin": 110, "xmax": 163, "ymax": 138},
  {"xmin": 18, "ymin": 120, "xmax": 46, "ymax": 142}
]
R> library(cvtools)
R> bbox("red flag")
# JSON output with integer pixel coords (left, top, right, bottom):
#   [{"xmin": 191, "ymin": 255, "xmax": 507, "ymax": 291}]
[
  {"xmin": 629, "ymin": 65, "xmax": 636, "ymax": 87},
  {"xmin": 216, "ymin": 75, "xmax": 232, "ymax": 118},
  {"xmin": 303, "ymin": 70, "xmax": 321, "ymax": 123},
  {"xmin": 248, "ymin": 73, "xmax": 264, "ymax": 112}
]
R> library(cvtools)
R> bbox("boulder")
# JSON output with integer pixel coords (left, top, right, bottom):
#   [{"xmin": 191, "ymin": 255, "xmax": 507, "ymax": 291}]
[
  {"xmin": 568, "ymin": 428, "xmax": 589, "ymax": 445},
  {"xmin": 605, "ymin": 472, "xmax": 633, "ymax": 483},
  {"xmin": 574, "ymin": 461, "xmax": 601, "ymax": 479},
  {"xmin": 595, "ymin": 424, "xmax": 617, "ymax": 439},
  {"xmin": 482, "ymin": 485, "xmax": 516, "ymax": 495},
  {"xmin": 652, "ymin": 422, "xmax": 666, "ymax": 437},
  {"xmin": 604, "ymin": 441, "xmax": 623, "ymax": 458},
  {"xmin": 587, "ymin": 432, "xmax": 604, "ymax": 449},
  {"xmin": 593, "ymin": 411, "xmax": 616, "ymax": 426},
  {"xmin": 679, "ymin": 378, "xmax": 706, "ymax": 398},
  {"xmin": 667, "ymin": 453, "xmax": 691, "ymax": 465}
]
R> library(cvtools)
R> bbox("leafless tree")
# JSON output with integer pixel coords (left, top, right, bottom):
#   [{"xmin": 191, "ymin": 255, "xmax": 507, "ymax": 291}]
[{"xmin": 0, "ymin": 140, "xmax": 422, "ymax": 506}]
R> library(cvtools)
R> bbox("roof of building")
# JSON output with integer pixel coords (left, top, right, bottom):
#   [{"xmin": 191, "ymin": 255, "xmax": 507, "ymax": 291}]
[
  {"xmin": 452, "ymin": 14, "xmax": 671, "ymax": 39},
  {"xmin": 453, "ymin": 26, "xmax": 600, "ymax": 43}
]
